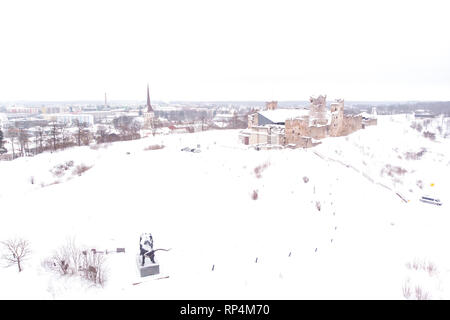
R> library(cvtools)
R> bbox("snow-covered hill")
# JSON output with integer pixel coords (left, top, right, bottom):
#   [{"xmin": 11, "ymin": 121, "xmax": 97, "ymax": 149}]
[{"xmin": 0, "ymin": 114, "xmax": 448, "ymax": 299}]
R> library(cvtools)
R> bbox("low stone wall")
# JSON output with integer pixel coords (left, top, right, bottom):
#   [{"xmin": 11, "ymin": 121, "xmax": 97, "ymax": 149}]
[
  {"xmin": 340, "ymin": 115, "xmax": 362, "ymax": 136},
  {"xmin": 285, "ymin": 118, "xmax": 310, "ymax": 145},
  {"xmin": 309, "ymin": 125, "xmax": 328, "ymax": 139},
  {"xmin": 363, "ymin": 118, "xmax": 377, "ymax": 127}
]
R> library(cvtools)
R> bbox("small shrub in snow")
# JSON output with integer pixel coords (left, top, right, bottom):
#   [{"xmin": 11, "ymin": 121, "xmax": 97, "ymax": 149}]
[
  {"xmin": 315, "ymin": 201, "xmax": 321, "ymax": 211},
  {"xmin": 46, "ymin": 239, "xmax": 83, "ymax": 276},
  {"xmin": 303, "ymin": 176, "xmax": 309, "ymax": 183},
  {"xmin": 416, "ymin": 180, "xmax": 423, "ymax": 189},
  {"xmin": 402, "ymin": 280, "xmax": 412, "ymax": 299},
  {"xmin": 415, "ymin": 286, "xmax": 430, "ymax": 300},
  {"xmin": 144, "ymin": 144, "xmax": 165, "ymax": 151},
  {"xmin": 90, "ymin": 144, "xmax": 101, "ymax": 150},
  {"xmin": 254, "ymin": 162, "xmax": 270, "ymax": 179},
  {"xmin": 72, "ymin": 164, "xmax": 92, "ymax": 176},
  {"xmin": 405, "ymin": 148, "xmax": 426, "ymax": 160},
  {"xmin": 0, "ymin": 238, "xmax": 31, "ymax": 272},
  {"xmin": 407, "ymin": 259, "xmax": 438, "ymax": 276},
  {"xmin": 80, "ymin": 249, "xmax": 107, "ymax": 286},
  {"xmin": 380, "ymin": 164, "xmax": 407, "ymax": 177},
  {"xmin": 252, "ymin": 190, "xmax": 258, "ymax": 200},
  {"xmin": 90, "ymin": 143, "xmax": 111, "ymax": 150},
  {"xmin": 415, "ymin": 123, "xmax": 423, "ymax": 132},
  {"xmin": 426, "ymin": 262, "xmax": 437, "ymax": 276},
  {"xmin": 412, "ymin": 259, "xmax": 421, "ymax": 270},
  {"xmin": 46, "ymin": 240, "xmax": 107, "ymax": 286},
  {"xmin": 423, "ymin": 131, "xmax": 436, "ymax": 141},
  {"xmin": 51, "ymin": 161, "xmax": 74, "ymax": 177}
]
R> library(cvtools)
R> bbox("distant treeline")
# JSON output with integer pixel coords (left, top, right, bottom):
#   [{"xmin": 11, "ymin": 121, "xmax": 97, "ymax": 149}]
[{"xmin": 350, "ymin": 101, "xmax": 450, "ymax": 116}]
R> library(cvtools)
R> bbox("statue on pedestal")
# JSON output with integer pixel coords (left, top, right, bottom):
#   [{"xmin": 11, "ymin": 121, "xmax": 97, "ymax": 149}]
[{"xmin": 139, "ymin": 233, "xmax": 155, "ymax": 266}]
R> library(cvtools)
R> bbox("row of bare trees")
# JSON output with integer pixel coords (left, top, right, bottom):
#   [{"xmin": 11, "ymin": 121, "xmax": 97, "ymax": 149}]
[
  {"xmin": 2, "ymin": 117, "xmax": 143, "ymax": 159},
  {"xmin": 1, "ymin": 111, "xmax": 228, "ymax": 160},
  {"xmin": 2, "ymin": 120, "xmax": 92, "ymax": 159}
]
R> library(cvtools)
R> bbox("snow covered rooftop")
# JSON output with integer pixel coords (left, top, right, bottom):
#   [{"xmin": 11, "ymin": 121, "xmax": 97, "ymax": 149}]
[
  {"xmin": 359, "ymin": 112, "xmax": 376, "ymax": 119},
  {"xmin": 259, "ymin": 108, "xmax": 309, "ymax": 123}
]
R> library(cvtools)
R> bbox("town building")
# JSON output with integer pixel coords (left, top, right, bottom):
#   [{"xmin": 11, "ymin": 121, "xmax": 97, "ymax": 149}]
[
  {"xmin": 0, "ymin": 113, "xmax": 8, "ymax": 129},
  {"xmin": 42, "ymin": 113, "xmax": 94, "ymax": 125}
]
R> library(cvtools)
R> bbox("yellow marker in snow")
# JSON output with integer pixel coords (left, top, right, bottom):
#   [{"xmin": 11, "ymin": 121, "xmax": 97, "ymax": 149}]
[{"xmin": 431, "ymin": 183, "xmax": 435, "ymax": 187}]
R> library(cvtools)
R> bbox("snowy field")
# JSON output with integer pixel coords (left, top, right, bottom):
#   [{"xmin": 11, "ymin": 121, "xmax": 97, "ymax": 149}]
[{"xmin": 0, "ymin": 114, "xmax": 449, "ymax": 299}]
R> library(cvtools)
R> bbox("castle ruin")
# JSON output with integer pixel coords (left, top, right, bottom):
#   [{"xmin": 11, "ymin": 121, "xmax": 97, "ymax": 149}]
[{"xmin": 240, "ymin": 95, "xmax": 375, "ymax": 148}]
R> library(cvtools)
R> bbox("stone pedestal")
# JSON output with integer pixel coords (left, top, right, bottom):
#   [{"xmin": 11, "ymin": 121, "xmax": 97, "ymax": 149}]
[{"xmin": 136, "ymin": 255, "xmax": 160, "ymax": 277}]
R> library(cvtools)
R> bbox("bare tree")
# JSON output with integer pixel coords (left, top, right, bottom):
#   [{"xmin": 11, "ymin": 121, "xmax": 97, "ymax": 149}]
[
  {"xmin": 18, "ymin": 128, "xmax": 30, "ymax": 156},
  {"xmin": 49, "ymin": 122, "xmax": 59, "ymax": 151},
  {"xmin": 151, "ymin": 118, "xmax": 162, "ymax": 136},
  {"xmin": 0, "ymin": 129, "xmax": 7, "ymax": 155},
  {"xmin": 59, "ymin": 122, "xmax": 72, "ymax": 149},
  {"xmin": 200, "ymin": 115, "xmax": 206, "ymax": 131},
  {"xmin": 73, "ymin": 119, "xmax": 90, "ymax": 146},
  {"xmin": 34, "ymin": 127, "xmax": 44, "ymax": 154},
  {"xmin": 1, "ymin": 238, "xmax": 31, "ymax": 272},
  {"xmin": 0, "ymin": 128, "xmax": 4, "ymax": 149},
  {"xmin": 7, "ymin": 127, "xmax": 18, "ymax": 158},
  {"xmin": 113, "ymin": 116, "xmax": 133, "ymax": 140},
  {"xmin": 95, "ymin": 125, "xmax": 109, "ymax": 144}
]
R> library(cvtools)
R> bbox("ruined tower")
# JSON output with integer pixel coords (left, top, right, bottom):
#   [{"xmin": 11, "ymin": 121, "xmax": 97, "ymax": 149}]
[
  {"xmin": 309, "ymin": 95, "xmax": 328, "ymax": 126},
  {"xmin": 265, "ymin": 101, "xmax": 278, "ymax": 111},
  {"xmin": 329, "ymin": 99, "xmax": 344, "ymax": 136}
]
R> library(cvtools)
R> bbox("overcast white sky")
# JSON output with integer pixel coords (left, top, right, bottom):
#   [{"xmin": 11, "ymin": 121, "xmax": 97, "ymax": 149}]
[{"xmin": 0, "ymin": 0, "xmax": 449, "ymax": 102}]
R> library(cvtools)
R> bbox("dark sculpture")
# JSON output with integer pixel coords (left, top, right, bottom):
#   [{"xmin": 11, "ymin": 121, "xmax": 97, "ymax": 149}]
[{"xmin": 139, "ymin": 233, "xmax": 155, "ymax": 266}]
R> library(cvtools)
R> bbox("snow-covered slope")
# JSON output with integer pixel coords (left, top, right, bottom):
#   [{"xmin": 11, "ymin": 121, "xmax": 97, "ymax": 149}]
[{"xmin": 0, "ymin": 115, "xmax": 448, "ymax": 299}]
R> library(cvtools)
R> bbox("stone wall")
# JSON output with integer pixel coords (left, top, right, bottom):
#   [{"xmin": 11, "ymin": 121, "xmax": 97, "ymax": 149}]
[
  {"xmin": 362, "ymin": 118, "xmax": 377, "ymax": 127},
  {"xmin": 286, "ymin": 117, "xmax": 329, "ymax": 143},
  {"xmin": 341, "ymin": 115, "xmax": 362, "ymax": 136},
  {"xmin": 285, "ymin": 117, "xmax": 310, "ymax": 145},
  {"xmin": 309, "ymin": 125, "xmax": 328, "ymax": 139},
  {"xmin": 248, "ymin": 126, "xmax": 285, "ymax": 145},
  {"xmin": 285, "ymin": 117, "xmax": 324, "ymax": 147}
]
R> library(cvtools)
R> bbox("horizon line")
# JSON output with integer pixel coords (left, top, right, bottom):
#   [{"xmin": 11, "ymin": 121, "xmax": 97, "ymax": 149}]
[{"xmin": 2, "ymin": 99, "xmax": 450, "ymax": 104}]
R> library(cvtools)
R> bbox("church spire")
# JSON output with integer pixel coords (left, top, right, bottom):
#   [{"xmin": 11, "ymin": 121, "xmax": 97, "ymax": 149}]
[{"xmin": 147, "ymin": 84, "xmax": 153, "ymax": 112}]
